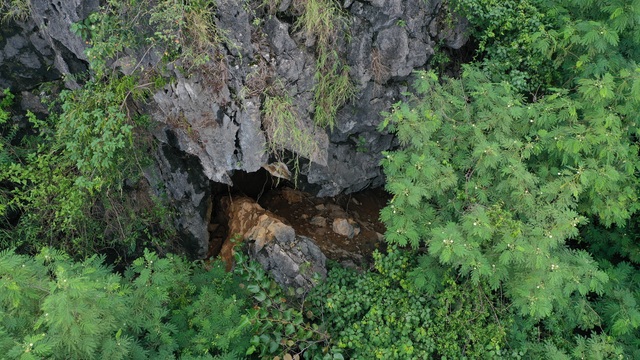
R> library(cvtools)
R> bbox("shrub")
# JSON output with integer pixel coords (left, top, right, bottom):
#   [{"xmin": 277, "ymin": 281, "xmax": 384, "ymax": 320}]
[{"xmin": 309, "ymin": 247, "xmax": 511, "ymax": 359}]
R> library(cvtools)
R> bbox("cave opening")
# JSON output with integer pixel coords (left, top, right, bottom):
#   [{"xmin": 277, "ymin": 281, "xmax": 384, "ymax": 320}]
[
  {"xmin": 206, "ymin": 167, "xmax": 391, "ymax": 266},
  {"xmin": 207, "ymin": 167, "xmax": 290, "ymax": 258}
]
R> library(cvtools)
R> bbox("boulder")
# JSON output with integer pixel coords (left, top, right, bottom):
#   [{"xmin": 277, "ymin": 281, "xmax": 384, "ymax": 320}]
[{"xmin": 221, "ymin": 197, "xmax": 327, "ymax": 293}]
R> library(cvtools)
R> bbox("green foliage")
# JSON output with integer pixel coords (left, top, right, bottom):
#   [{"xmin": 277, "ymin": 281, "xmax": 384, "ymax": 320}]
[
  {"xmin": 0, "ymin": 79, "xmax": 171, "ymax": 258},
  {"xmin": 312, "ymin": 50, "xmax": 355, "ymax": 130},
  {"xmin": 57, "ymin": 75, "xmax": 142, "ymax": 194},
  {"xmin": 379, "ymin": 0, "xmax": 640, "ymax": 352},
  {"xmin": 532, "ymin": 0, "xmax": 640, "ymax": 84},
  {"xmin": 309, "ymin": 247, "xmax": 511, "ymax": 359},
  {"xmin": 453, "ymin": 0, "xmax": 640, "ymax": 94},
  {"xmin": 75, "ymin": 0, "xmax": 222, "ymax": 78},
  {"xmin": 378, "ymin": 66, "xmax": 640, "ymax": 356},
  {"xmin": 380, "ymin": 66, "xmax": 638, "ymax": 314},
  {"xmin": 0, "ymin": 0, "xmax": 30, "ymax": 22},
  {"xmin": 233, "ymin": 251, "xmax": 335, "ymax": 359},
  {"xmin": 262, "ymin": 81, "xmax": 321, "ymax": 164},
  {"xmin": 2, "ymin": 2, "xmax": 225, "ymax": 259},
  {"xmin": 0, "ymin": 89, "xmax": 19, "ymax": 168},
  {"xmin": 0, "ymin": 248, "xmax": 250, "ymax": 359},
  {"xmin": 0, "ymin": 90, "xmax": 17, "ymax": 218},
  {"xmin": 452, "ymin": 0, "xmax": 555, "ymax": 91}
]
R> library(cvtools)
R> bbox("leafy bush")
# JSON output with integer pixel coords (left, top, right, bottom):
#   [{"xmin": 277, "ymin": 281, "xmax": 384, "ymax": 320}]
[
  {"xmin": 0, "ymin": 79, "xmax": 171, "ymax": 259},
  {"xmin": 452, "ymin": 0, "xmax": 554, "ymax": 91},
  {"xmin": 378, "ymin": 0, "xmax": 640, "ymax": 353},
  {"xmin": 233, "ymin": 251, "xmax": 341, "ymax": 360},
  {"xmin": 308, "ymin": 247, "xmax": 512, "ymax": 359}
]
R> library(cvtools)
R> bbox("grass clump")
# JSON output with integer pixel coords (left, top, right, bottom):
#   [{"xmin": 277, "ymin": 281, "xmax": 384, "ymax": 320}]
[
  {"xmin": 313, "ymin": 50, "xmax": 356, "ymax": 129},
  {"xmin": 262, "ymin": 84, "xmax": 321, "ymax": 164},
  {"xmin": 0, "ymin": 0, "xmax": 30, "ymax": 22},
  {"xmin": 294, "ymin": 0, "xmax": 356, "ymax": 130}
]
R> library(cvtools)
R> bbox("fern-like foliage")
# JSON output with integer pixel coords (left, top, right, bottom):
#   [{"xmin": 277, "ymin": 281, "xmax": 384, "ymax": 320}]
[
  {"xmin": 379, "ymin": 60, "xmax": 640, "ymax": 355},
  {"xmin": 0, "ymin": 248, "xmax": 251, "ymax": 359}
]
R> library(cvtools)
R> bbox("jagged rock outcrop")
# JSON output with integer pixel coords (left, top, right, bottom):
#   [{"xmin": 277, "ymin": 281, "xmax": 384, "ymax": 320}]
[
  {"xmin": 1, "ymin": 0, "xmax": 468, "ymax": 258},
  {"xmin": 148, "ymin": 0, "xmax": 468, "ymax": 197},
  {"xmin": 144, "ymin": 134, "xmax": 212, "ymax": 259}
]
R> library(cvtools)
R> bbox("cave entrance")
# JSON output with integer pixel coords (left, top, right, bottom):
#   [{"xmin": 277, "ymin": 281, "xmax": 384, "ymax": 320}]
[
  {"xmin": 207, "ymin": 168, "xmax": 290, "ymax": 258},
  {"xmin": 206, "ymin": 168, "xmax": 391, "ymax": 266}
]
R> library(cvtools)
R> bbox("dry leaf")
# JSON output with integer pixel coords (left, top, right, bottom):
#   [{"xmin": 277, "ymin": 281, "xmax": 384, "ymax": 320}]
[{"xmin": 262, "ymin": 162, "xmax": 292, "ymax": 180}]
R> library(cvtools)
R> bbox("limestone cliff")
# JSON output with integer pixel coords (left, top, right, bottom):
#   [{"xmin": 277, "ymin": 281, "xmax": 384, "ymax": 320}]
[{"xmin": 0, "ymin": 0, "xmax": 467, "ymax": 257}]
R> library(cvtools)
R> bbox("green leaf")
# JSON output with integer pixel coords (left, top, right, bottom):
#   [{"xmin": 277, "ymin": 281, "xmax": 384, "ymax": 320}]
[{"xmin": 285, "ymin": 323, "xmax": 295, "ymax": 335}]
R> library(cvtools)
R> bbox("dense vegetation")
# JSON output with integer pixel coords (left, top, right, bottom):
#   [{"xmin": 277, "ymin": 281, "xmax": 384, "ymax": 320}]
[{"xmin": 2, "ymin": 0, "xmax": 640, "ymax": 358}]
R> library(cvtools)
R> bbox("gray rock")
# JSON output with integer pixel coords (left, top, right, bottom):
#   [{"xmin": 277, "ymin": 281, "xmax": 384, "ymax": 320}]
[
  {"xmin": 429, "ymin": 7, "xmax": 469, "ymax": 50},
  {"xmin": 310, "ymin": 216, "xmax": 327, "ymax": 227},
  {"xmin": 222, "ymin": 197, "xmax": 327, "ymax": 293},
  {"xmin": 278, "ymin": 0, "xmax": 293, "ymax": 12},
  {"xmin": 217, "ymin": 0, "xmax": 253, "ymax": 60},
  {"xmin": 151, "ymin": 70, "xmax": 240, "ymax": 184},
  {"xmin": 29, "ymin": 0, "xmax": 98, "ymax": 88},
  {"xmin": 305, "ymin": 143, "xmax": 386, "ymax": 196},
  {"xmin": 332, "ymin": 217, "xmax": 360, "ymax": 239},
  {"xmin": 144, "ymin": 138, "xmax": 212, "ymax": 259},
  {"xmin": 0, "ymin": 0, "xmax": 97, "ymax": 90},
  {"xmin": 237, "ymin": 99, "xmax": 269, "ymax": 172},
  {"xmin": 332, "ymin": 218, "xmax": 355, "ymax": 238},
  {"xmin": 251, "ymin": 233, "xmax": 327, "ymax": 294},
  {"xmin": 0, "ymin": 18, "xmax": 61, "ymax": 90}
]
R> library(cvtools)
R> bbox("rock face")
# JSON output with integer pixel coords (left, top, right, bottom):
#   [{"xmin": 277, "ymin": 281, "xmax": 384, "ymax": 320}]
[
  {"xmin": 221, "ymin": 197, "xmax": 327, "ymax": 292},
  {"xmin": 0, "ymin": 0, "xmax": 97, "ymax": 91},
  {"xmin": 0, "ymin": 0, "xmax": 468, "ymax": 258},
  {"xmin": 147, "ymin": 0, "xmax": 468, "ymax": 197},
  {"xmin": 144, "ymin": 134, "xmax": 212, "ymax": 259}
]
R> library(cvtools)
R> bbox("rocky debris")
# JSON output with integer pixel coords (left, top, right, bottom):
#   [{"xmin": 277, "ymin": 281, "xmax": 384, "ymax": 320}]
[
  {"xmin": 332, "ymin": 218, "xmax": 361, "ymax": 239},
  {"xmin": 258, "ymin": 187, "xmax": 388, "ymax": 265},
  {"xmin": 220, "ymin": 197, "xmax": 327, "ymax": 293},
  {"xmin": 310, "ymin": 216, "xmax": 327, "ymax": 227}
]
